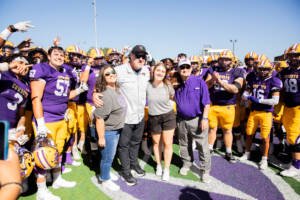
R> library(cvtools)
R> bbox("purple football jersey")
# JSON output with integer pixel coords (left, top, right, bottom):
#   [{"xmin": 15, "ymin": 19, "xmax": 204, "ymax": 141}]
[
  {"xmin": 246, "ymin": 75, "xmax": 282, "ymax": 112},
  {"xmin": 209, "ymin": 67, "xmax": 246, "ymax": 105},
  {"xmin": 0, "ymin": 71, "xmax": 30, "ymax": 128},
  {"xmin": 86, "ymin": 70, "xmax": 96, "ymax": 105},
  {"xmin": 29, "ymin": 63, "xmax": 72, "ymax": 122},
  {"xmin": 279, "ymin": 67, "xmax": 300, "ymax": 107}
]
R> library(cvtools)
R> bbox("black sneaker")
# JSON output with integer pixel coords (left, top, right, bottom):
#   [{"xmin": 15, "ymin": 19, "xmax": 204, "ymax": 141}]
[
  {"xmin": 131, "ymin": 165, "xmax": 146, "ymax": 177},
  {"xmin": 225, "ymin": 153, "xmax": 237, "ymax": 163},
  {"xmin": 120, "ymin": 172, "xmax": 137, "ymax": 186}
]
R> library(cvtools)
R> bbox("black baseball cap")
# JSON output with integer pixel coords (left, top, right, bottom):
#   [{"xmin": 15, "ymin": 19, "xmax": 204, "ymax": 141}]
[{"xmin": 131, "ymin": 45, "xmax": 148, "ymax": 56}]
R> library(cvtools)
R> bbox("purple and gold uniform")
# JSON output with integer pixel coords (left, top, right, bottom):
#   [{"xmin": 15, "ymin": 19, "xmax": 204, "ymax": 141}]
[
  {"xmin": 85, "ymin": 69, "xmax": 97, "ymax": 122},
  {"xmin": 29, "ymin": 63, "xmax": 73, "ymax": 153},
  {"xmin": 245, "ymin": 75, "xmax": 282, "ymax": 139},
  {"xmin": 279, "ymin": 67, "xmax": 300, "ymax": 145},
  {"xmin": 208, "ymin": 67, "xmax": 245, "ymax": 130},
  {"xmin": 0, "ymin": 71, "xmax": 30, "ymax": 128}
]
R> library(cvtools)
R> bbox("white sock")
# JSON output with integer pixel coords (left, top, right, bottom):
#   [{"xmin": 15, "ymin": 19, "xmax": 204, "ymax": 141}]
[
  {"xmin": 245, "ymin": 151, "xmax": 250, "ymax": 156},
  {"xmin": 262, "ymin": 156, "xmax": 268, "ymax": 160},
  {"xmin": 208, "ymin": 144, "xmax": 214, "ymax": 150},
  {"xmin": 226, "ymin": 148, "xmax": 232, "ymax": 154},
  {"xmin": 37, "ymin": 181, "xmax": 47, "ymax": 191}
]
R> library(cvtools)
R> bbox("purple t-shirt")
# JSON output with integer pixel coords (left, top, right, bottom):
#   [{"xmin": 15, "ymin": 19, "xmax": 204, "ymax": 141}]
[
  {"xmin": 86, "ymin": 69, "xmax": 97, "ymax": 105},
  {"xmin": 278, "ymin": 66, "xmax": 300, "ymax": 107},
  {"xmin": 0, "ymin": 71, "xmax": 30, "ymax": 127},
  {"xmin": 29, "ymin": 63, "xmax": 73, "ymax": 122},
  {"xmin": 246, "ymin": 75, "xmax": 282, "ymax": 112},
  {"xmin": 175, "ymin": 75, "xmax": 210, "ymax": 119},
  {"xmin": 197, "ymin": 68, "xmax": 209, "ymax": 80},
  {"xmin": 209, "ymin": 67, "xmax": 246, "ymax": 105}
]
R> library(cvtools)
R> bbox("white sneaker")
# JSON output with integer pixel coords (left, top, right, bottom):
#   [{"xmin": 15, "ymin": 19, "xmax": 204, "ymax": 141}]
[
  {"xmin": 162, "ymin": 168, "xmax": 170, "ymax": 181},
  {"xmin": 72, "ymin": 146, "xmax": 81, "ymax": 160},
  {"xmin": 77, "ymin": 141, "xmax": 84, "ymax": 152},
  {"xmin": 52, "ymin": 176, "xmax": 76, "ymax": 189},
  {"xmin": 110, "ymin": 172, "xmax": 119, "ymax": 181},
  {"xmin": 36, "ymin": 188, "xmax": 61, "ymax": 200},
  {"xmin": 102, "ymin": 179, "xmax": 120, "ymax": 191},
  {"xmin": 259, "ymin": 159, "xmax": 268, "ymax": 170},
  {"xmin": 69, "ymin": 160, "xmax": 81, "ymax": 167},
  {"xmin": 280, "ymin": 165, "xmax": 300, "ymax": 177},
  {"xmin": 239, "ymin": 152, "xmax": 250, "ymax": 161},
  {"xmin": 62, "ymin": 167, "xmax": 72, "ymax": 174},
  {"xmin": 201, "ymin": 172, "xmax": 211, "ymax": 184},
  {"xmin": 156, "ymin": 165, "xmax": 163, "ymax": 176},
  {"xmin": 179, "ymin": 166, "xmax": 190, "ymax": 176}
]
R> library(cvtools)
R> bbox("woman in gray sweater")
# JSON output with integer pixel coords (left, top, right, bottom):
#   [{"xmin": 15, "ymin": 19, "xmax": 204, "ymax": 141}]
[{"xmin": 94, "ymin": 64, "xmax": 126, "ymax": 191}]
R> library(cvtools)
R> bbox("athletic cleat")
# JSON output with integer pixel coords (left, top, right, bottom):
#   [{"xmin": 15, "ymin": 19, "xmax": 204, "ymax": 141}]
[
  {"xmin": 259, "ymin": 159, "xmax": 268, "ymax": 170},
  {"xmin": 52, "ymin": 176, "xmax": 76, "ymax": 189},
  {"xmin": 280, "ymin": 165, "xmax": 300, "ymax": 177},
  {"xmin": 36, "ymin": 188, "xmax": 61, "ymax": 200}
]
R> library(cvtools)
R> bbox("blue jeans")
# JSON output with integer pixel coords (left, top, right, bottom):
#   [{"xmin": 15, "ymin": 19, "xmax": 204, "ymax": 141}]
[{"xmin": 99, "ymin": 130, "xmax": 120, "ymax": 181}]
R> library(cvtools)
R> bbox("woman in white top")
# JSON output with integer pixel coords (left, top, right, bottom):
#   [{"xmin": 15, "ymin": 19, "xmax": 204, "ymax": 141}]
[{"xmin": 146, "ymin": 62, "xmax": 176, "ymax": 181}]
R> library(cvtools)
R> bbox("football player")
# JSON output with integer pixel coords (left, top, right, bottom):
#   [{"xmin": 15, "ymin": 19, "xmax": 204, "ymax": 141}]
[
  {"xmin": 279, "ymin": 43, "xmax": 300, "ymax": 177},
  {"xmin": 206, "ymin": 50, "xmax": 246, "ymax": 162},
  {"xmin": 240, "ymin": 59, "xmax": 282, "ymax": 170},
  {"xmin": 30, "ymin": 46, "xmax": 88, "ymax": 200}
]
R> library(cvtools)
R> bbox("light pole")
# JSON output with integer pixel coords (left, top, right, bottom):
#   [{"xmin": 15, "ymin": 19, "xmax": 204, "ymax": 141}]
[
  {"xmin": 230, "ymin": 39, "xmax": 237, "ymax": 55},
  {"xmin": 92, "ymin": 0, "xmax": 98, "ymax": 48}
]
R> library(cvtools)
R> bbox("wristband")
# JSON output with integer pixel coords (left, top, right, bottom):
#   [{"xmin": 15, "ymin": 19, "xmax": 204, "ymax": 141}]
[
  {"xmin": 0, "ymin": 28, "xmax": 12, "ymax": 40},
  {"xmin": 36, "ymin": 117, "xmax": 45, "ymax": 127},
  {"xmin": 8, "ymin": 25, "xmax": 18, "ymax": 32},
  {"xmin": 202, "ymin": 117, "xmax": 208, "ymax": 121},
  {"xmin": 16, "ymin": 126, "xmax": 26, "ymax": 132}
]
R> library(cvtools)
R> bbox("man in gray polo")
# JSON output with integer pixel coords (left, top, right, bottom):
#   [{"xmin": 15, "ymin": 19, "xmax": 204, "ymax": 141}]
[{"xmin": 114, "ymin": 45, "xmax": 150, "ymax": 186}]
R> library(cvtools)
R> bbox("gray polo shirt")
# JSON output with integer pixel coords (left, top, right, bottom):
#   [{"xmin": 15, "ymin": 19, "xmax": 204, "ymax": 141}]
[
  {"xmin": 114, "ymin": 63, "xmax": 150, "ymax": 124},
  {"xmin": 94, "ymin": 88, "xmax": 126, "ymax": 130},
  {"xmin": 147, "ymin": 83, "xmax": 175, "ymax": 116}
]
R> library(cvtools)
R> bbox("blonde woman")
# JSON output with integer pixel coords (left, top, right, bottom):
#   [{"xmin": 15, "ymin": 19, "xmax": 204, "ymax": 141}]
[{"xmin": 147, "ymin": 62, "xmax": 176, "ymax": 181}]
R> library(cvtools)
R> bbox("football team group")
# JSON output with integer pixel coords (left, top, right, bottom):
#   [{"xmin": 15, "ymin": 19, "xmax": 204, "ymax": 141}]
[{"xmin": 0, "ymin": 21, "xmax": 299, "ymax": 200}]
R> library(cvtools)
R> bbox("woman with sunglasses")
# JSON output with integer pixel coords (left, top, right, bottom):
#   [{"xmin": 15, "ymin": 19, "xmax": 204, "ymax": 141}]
[
  {"xmin": 94, "ymin": 64, "xmax": 126, "ymax": 191},
  {"xmin": 147, "ymin": 62, "xmax": 176, "ymax": 181}
]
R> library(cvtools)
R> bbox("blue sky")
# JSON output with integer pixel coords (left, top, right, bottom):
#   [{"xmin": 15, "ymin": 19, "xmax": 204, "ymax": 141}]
[{"xmin": 1, "ymin": 0, "xmax": 299, "ymax": 61}]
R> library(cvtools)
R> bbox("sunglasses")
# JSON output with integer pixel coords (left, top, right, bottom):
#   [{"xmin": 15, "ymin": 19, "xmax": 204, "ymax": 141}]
[
  {"xmin": 179, "ymin": 64, "xmax": 191, "ymax": 70},
  {"xmin": 135, "ymin": 54, "xmax": 147, "ymax": 60},
  {"xmin": 258, "ymin": 68, "xmax": 272, "ymax": 72},
  {"xmin": 104, "ymin": 70, "xmax": 116, "ymax": 77}
]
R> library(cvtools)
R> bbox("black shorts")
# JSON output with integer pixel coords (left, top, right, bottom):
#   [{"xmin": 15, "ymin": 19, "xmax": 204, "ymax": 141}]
[{"xmin": 148, "ymin": 110, "xmax": 176, "ymax": 133}]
